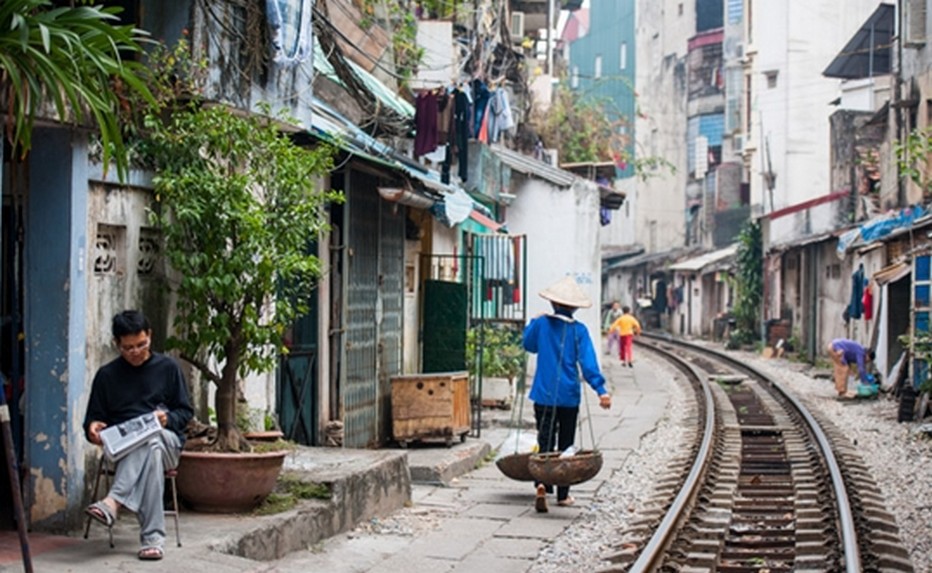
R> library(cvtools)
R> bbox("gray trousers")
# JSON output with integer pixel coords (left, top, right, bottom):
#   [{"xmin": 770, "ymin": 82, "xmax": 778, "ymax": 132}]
[{"xmin": 108, "ymin": 429, "xmax": 181, "ymax": 548}]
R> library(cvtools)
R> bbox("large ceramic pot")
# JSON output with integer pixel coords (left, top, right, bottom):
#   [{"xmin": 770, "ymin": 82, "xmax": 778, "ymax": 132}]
[{"xmin": 175, "ymin": 450, "xmax": 287, "ymax": 513}]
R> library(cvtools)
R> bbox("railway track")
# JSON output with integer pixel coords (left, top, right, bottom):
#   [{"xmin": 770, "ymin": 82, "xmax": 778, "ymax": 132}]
[{"xmin": 599, "ymin": 335, "xmax": 914, "ymax": 573}]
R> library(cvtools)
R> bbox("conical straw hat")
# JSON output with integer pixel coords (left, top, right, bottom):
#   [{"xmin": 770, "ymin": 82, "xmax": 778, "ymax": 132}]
[{"xmin": 539, "ymin": 276, "xmax": 592, "ymax": 308}]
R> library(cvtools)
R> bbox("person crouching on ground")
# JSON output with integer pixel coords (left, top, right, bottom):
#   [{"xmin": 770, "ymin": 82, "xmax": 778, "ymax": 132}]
[
  {"xmin": 826, "ymin": 338, "xmax": 875, "ymax": 397},
  {"xmin": 523, "ymin": 276, "xmax": 612, "ymax": 513},
  {"xmin": 609, "ymin": 305, "xmax": 642, "ymax": 367},
  {"xmin": 83, "ymin": 310, "xmax": 194, "ymax": 561}
]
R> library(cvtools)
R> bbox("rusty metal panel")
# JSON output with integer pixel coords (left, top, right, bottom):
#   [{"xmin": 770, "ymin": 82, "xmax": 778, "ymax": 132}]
[{"xmin": 343, "ymin": 172, "xmax": 380, "ymax": 448}]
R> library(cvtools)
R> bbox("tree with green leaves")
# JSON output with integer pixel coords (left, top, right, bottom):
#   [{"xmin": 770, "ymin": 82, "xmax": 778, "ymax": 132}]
[
  {"xmin": 894, "ymin": 126, "xmax": 932, "ymax": 200},
  {"xmin": 0, "ymin": 0, "xmax": 154, "ymax": 180},
  {"xmin": 143, "ymin": 103, "xmax": 341, "ymax": 452},
  {"xmin": 532, "ymin": 84, "xmax": 673, "ymax": 180},
  {"xmin": 728, "ymin": 220, "xmax": 763, "ymax": 348}
]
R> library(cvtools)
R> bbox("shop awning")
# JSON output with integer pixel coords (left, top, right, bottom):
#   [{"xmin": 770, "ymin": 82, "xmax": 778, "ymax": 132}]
[
  {"xmin": 468, "ymin": 209, "xmax": 504, "ymax": 232},
  {"xmin": 874, "ymin": 261, "xmax": 910, "ymax": 285},
  {"xmin": 669, "ymin": 245, "xmax": 738, "ymax": 272}
]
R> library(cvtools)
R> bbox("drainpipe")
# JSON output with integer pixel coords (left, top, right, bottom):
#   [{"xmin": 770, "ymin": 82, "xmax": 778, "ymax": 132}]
[
  {"xmin": 547, "ymin": 0, "xmax": 555, "ymax": 75},
  {"xmin": 894, "ymin": 0, "xmax": 905, "ymax": 205}
]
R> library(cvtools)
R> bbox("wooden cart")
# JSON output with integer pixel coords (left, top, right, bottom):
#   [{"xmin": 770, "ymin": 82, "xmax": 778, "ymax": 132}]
[{"xmin": 391, "ymin": 371, "xmax": 471, "ymax": 447}]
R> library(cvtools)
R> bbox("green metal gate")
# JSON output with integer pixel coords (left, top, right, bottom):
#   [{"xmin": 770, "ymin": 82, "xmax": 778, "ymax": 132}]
[
  {"xmin": 420, "ymin": 234, "xmax": 527, "ymax": 436},
  {"xmin": 277, "ymin": 294, "xmax": 318, "ymax": 445}
]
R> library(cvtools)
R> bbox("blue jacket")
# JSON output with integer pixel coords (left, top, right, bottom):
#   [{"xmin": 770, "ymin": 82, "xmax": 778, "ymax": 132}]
[{"xmin": 524, "ymin": 314, "xmax": 607, "ymax": 407}]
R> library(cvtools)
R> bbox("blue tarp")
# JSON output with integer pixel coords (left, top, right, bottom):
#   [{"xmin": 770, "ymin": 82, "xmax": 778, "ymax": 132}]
[{"xmin": 837, "ymin": 205, "xmax": 926, "ymax": 256}]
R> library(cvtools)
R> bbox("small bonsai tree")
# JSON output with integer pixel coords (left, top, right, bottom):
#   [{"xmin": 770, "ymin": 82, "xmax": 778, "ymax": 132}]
[{"xmin": 143, "ymin": 102, "xmax": 339, "ymax": 451}]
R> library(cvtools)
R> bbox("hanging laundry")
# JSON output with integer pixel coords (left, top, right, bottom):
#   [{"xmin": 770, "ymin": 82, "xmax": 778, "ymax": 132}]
[
  {"xmin": 488, "ymin": 88, "xmax": 515, "ymax": 143},
  {"xmin": 437, "ymin": 92, "xmax": 453, "ymax": 145},
  {"xmin": 414, "ymin": 90, "xmax": 439, "ymax": 158},
  {"xmin": 848, "ymin": 264, "xmax": 865, "ymax": 320},
  {"xmin": 477, "ymin": 105, "xmax": 491, "ymax": 144},
  {"xmin": 472, "ymin": 79, "xmax": 491, "ymax": 138},
  {"xmin": 453, "ymin": 89, "xmax": 470, "ymax": 181},
  {"xmin": 862, "ymin": 283, "xmax": 873, "ymax": 321}
]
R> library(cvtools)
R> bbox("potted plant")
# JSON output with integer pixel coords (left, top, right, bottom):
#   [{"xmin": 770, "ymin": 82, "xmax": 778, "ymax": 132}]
[
  {"xmin": 466, "ymin": 324, "xmax": 525, "ymax": 408},
  {"xmin": 142, "ymin": 99, "xmax": 339, "ymax": 512}
]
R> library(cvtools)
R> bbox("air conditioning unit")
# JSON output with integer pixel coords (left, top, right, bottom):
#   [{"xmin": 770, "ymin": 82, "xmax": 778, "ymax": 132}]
[
  {"xmin": 510, "ymin": 11, "xmax": 525, "ymax": 41},
  {"xmin": 734, "ymin": 134, "xmax": 745, "ymax": 153}
]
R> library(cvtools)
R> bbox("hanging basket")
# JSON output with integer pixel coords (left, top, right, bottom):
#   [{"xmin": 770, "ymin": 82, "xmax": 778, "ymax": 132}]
[
  {"xmin": 495, "ymin": 452, "xmax": 536, "ymax": 481},
  {"xmin": 528, "ymin": 450, "xmax": 603, "ymax": 487}
]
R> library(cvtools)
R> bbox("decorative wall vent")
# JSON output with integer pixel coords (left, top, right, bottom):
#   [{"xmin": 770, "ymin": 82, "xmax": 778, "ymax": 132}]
[
  {"xmin": 137, "ymin": 227, "xmax": 161, "ymax": 276},
  {"xmin": 94, "ymin": 224, "xmax": 125, "ymax": 275}
]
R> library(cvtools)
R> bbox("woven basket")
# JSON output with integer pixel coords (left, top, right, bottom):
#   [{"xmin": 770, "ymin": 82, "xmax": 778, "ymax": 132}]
[
  {"xmin": 528, "ymin": 450, "xmax": 603, "ymax": 487},
  {"xmin": 495, "ymin": 452, "xmax": 536, "ymax": 481}
]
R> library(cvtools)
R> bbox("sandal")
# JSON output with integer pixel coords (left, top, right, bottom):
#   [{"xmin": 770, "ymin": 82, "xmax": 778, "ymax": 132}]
[
  {"xmin": 557, "ymin": 496, "xmax": 575, "ymax": 507},
  {"xmin": 84, "ymin": 501, "xmax": 115, "ymax": 528},
  {"xmin": 138, "ymin": 546, "xmax": 164, "ymax": 561}
]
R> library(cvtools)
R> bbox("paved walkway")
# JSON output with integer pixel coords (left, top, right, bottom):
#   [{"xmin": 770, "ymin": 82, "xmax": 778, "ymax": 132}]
[
  {"xmin": 0, "ymin": 354, "xmax": 671, "ymax": 573},
  {"xmin": 269, "ymin": 355, "xmax": 671, "ymax": 573}
]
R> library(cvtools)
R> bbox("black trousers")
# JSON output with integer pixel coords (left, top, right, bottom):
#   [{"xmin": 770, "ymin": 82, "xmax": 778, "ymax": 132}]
[{"xmin": 534, "ymin": 403, "xmax": 578, "ymax": 501}]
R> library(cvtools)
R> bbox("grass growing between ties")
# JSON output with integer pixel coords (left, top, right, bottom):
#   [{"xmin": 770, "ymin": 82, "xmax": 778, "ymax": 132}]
[{"xmin": 254, "ymin": 472, "xmax": 330, "ymax": 515}]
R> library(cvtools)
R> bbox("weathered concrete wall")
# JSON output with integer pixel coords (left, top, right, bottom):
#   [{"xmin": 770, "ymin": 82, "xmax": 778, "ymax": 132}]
[
  {"xmin": 601, "ymin": 0, "xmax": 691, "ymax": 258},
  {"xmin": 749, "ymin": 0, "xmax": 886, "ymax": 244},
  {"xmin": 508, "ymin": 178, "xmax": 602, "ymax": 339}
]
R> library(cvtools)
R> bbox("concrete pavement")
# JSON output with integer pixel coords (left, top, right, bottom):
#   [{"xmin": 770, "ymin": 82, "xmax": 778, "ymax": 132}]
[
  {"xmin": 268, "ymin": 355, "xmax": 672, "ymax": 573},
  {"xmin": 0, "ymin": 354, "xmax": 672, "ymax": 573}
]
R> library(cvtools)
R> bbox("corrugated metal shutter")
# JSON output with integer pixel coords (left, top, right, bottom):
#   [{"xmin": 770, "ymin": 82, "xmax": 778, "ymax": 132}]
[
  {"xmin": 342, "ymin": 170, "xmax": 405, "ymax": 447},
  {"xmin": 377, "ymin": 197, "xmax": 404, "ymax": 443},
  {"xmin": 344, "ymin": 172, "xmax": 380, "ymax": 448}
]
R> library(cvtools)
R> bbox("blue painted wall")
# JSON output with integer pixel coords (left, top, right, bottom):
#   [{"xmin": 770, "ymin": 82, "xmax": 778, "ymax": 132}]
[
  {"xmin": 567, "ymin": 0, "xmax": 636, "ymax": 178},
  {"xmin": 24, "ymin": 127, "xmax": 89, "ymax": 528}
]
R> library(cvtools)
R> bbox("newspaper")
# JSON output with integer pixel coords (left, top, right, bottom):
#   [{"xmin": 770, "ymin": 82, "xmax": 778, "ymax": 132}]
[{"xmin": 99, "ymin": 412, "xmax": 162, "ymax": 461}]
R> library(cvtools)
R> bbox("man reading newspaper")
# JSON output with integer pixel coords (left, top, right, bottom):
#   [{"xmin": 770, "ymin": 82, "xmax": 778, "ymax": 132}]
[{"xmin": 83, "ymin": 310, "xmax": 193, "ymax": 561}]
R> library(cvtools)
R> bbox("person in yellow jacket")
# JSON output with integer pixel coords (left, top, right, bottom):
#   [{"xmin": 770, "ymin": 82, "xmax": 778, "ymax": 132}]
[{"xmin": 609, "ymin": 306, "xmax": 641, "ymax": 367}]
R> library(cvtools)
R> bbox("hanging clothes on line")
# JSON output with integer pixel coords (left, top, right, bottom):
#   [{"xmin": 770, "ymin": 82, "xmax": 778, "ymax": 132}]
[
  {"xmin": 487, "ymin": 88, "xmax": 515, "ymax": 143},
  {"xmin": 414, "ymin": 89, "xmax": 439, "ymax": 158},
  {"xmin": 472, "ymin": 79, "xmax": 491, "ymax": 138},
  {"xmin": 453, "ymin": 87, "xmax": 470, "ymax": 182}
]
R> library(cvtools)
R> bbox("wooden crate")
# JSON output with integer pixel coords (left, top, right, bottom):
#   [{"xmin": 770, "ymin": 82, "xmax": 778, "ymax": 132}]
[{"xmin": 391, "ymin": 371, "xmax": 470, "ymax": 446}]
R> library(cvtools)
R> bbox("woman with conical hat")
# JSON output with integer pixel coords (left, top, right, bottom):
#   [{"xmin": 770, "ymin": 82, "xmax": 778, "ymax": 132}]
[{"xmin": 523, "ymin": 276, "xmax": 612, "ymax": 512}]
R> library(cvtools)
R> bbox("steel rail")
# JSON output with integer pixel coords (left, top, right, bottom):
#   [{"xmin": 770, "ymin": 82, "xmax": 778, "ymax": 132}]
[
  {"xmin": 627, "ymin": 340, "xmax": 716, "ymax": 572},
  {"xmin": 645, "ymin": 334, "xmax": 862, "ymax": 573}
]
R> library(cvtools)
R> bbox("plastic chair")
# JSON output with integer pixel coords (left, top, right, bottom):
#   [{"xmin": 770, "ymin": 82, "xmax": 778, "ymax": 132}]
[{"xmin": 83, "ymin": 456, "xmax": 182, "ymax": 548}]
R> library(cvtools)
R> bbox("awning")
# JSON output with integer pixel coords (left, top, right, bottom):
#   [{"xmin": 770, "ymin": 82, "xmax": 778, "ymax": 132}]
[
  {"xmin": 468, "ymin": 209, "xmax": 504, "ymax": 232},
  {"xmin": 874, "ymin": 262, "xmax": 910, "ymax": 286},
  {"xmin": 669, "ymin": 245, "xmax": 738, "ymax": 272},
  {"xmin": 310, "ymin": 97, "xmax": 506, "ymax": 231},
  {"xmin": 823, "ymin": 3, "xmax": 894, "ymax": 80}
]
